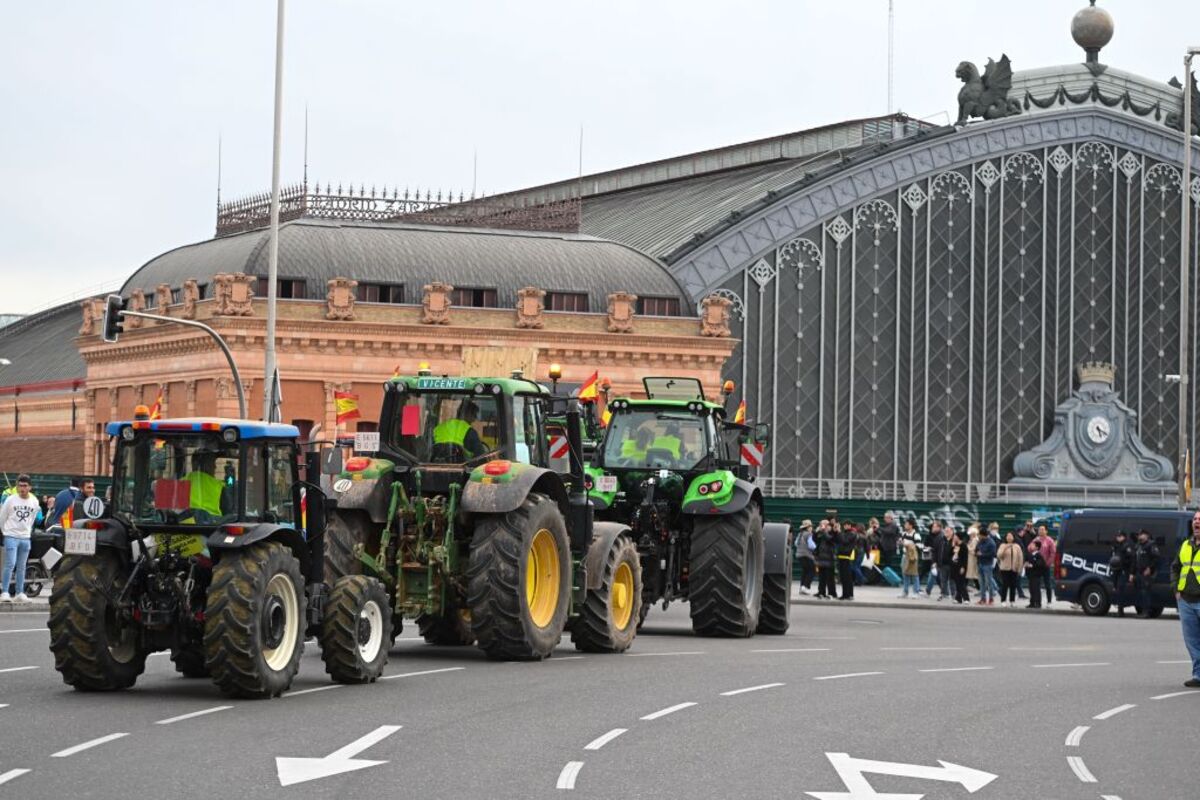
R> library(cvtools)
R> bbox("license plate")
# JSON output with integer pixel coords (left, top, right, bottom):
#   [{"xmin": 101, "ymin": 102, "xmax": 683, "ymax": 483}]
[
  {"xmin": 64, "ymin": 529, "xmax": 97, "ymax": 556},
  {"xmin": 596, "ymin": 476, "xmax": 618, "ymax": 493}
]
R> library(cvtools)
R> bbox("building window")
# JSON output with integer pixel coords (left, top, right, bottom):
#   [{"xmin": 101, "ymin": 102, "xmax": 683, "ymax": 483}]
[
  {"xmin": 197, "ymin": 283, "xmax": 208, "ymax": 300},
  {"xmin": 171, "ymin": 288, "xmax": 181, "ymax": 304},
  {"xmin": 357, "ymin": 283, "xmax": 405, "ymax": 304},
  {"xmin": 451, "ymin": 287, "xmax": 498, "ymax": 308},
  {"xmin": 637, "ymin": 296, "xmax": 681, "ymax": 317},
  {"xmin": 257, "ymin": 277, "xmax": 307, "ymax": 299},
  {"xmin": 546, "ymin": 292, "xmax": 589, "ymax": 313}
]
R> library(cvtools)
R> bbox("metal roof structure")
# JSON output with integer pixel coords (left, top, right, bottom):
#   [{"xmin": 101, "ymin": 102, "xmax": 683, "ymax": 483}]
[{"xmin": 0, "ymin": 301, "xmax": 87, "ymax": 391}]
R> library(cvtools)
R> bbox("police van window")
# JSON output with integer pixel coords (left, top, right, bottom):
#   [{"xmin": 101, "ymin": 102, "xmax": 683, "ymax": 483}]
[
  {"xmin": 1063, "ymin": 519, "xmax": 1107, "ymax": 547},
  {"xmin": 1143, "ymin": 519, "xmax": 1177, "ymax": 546}
]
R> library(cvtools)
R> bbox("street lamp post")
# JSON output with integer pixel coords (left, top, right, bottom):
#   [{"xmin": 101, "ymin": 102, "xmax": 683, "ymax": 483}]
[
  {"xmin": 1180, "ymin": 48, "xmax": 1199, "ymax": 509},
  {"xmin": 262, "ymin": 0, "xmax": 286, "ymax": 421}
]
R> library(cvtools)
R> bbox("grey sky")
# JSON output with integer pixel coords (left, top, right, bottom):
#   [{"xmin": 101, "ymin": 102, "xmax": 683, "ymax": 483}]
[{"xmin": 1, "ymin": 1, "xmax": 1195, "ymax": 315}]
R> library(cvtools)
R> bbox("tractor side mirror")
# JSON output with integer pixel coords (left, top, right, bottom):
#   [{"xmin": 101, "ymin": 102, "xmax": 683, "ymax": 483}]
[
  {"xmin": 321, "ymin": 447, "xmax": 343, "ymax": 475},
  {"xmin": 753, "ymin": 423, "xmax": 771, "ymax": 445}
]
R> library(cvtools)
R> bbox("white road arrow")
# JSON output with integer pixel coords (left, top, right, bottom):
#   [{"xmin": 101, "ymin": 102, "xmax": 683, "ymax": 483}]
[
  {"xmin": 807, "ymin": 752, "xmax": 997, "ymax": 800},
  {"xmin": 276, "ymin": 725, "xmax": 401, "ymax": 787}
]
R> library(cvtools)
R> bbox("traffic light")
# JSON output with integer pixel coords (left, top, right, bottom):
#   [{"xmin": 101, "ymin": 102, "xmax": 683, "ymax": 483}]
[{"xmin": 101, "ymin": 294, "xmax": 126, "ymax": 343}]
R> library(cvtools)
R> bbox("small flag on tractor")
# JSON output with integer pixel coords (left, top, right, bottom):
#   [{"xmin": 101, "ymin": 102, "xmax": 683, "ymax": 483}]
[
  {"xmin": 391, "ymin": 364, "xmax": 401, "ymax": 379},
  {"xmin": 335, "ymin": 391, "xmax": 361, "ymax": 424},
  {"xmin": 148, "ymin": 385, "xmax": 164, "ymax": 420},
  {"xmin": 578, "ymin": 371, "xmax": 599, "ymax": 401},
  {"xmin": 734, "ymin": 400, "xmax": 746, "ymax": 424},
  {"xmin": 600, "ymin": 407, "xmax": 612, "ymax": 427}
]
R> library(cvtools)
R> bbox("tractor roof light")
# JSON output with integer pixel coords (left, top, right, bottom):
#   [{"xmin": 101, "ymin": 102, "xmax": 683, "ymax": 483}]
[
  {"xmin": 474, "ymin": 383, "xmax": 487, "ymax": 395},
  {"xmin": 722, "ymin": 380, "xmax": 736, "ymax": 395},
  {"xmin": 491, "ymin": 384, "xmax": 502, "ymax": 395},
  {"xmin": 418, "ymin": 362, "xmax": 432, "ymax": 376},
  {"xmin": 548, "ymin": 363, "xmax": 562, "ymax": 381},
  {"xmin": 121, "ymin": 426, "xmax": 136, "ymax": 441},
  {"xmin": 133, "ymin": 404, "xmax": 151, "ymax": 420},
  {"xmin": 222, "ymin": 427, "xmax": 239, "ymax": 443}
]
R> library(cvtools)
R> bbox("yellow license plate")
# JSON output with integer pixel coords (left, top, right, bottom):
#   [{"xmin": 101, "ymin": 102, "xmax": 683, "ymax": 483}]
[{"xmin": 153, "ymin": 534, "xmax": 207, "ymax": 558}]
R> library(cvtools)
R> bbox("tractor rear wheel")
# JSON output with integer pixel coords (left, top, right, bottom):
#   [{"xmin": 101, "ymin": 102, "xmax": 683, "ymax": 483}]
[
  {"xmin": 48, "ymin": 553, "xmax": 147, "ymax": 691},
  {"xmin": 689, "ymin": 504, "xmax": 765, "ymax": 637},
  {"xmin": 468, "ymin": 493, "xmax": 570, "ymax": 660},
  {"xmin": 572, "ymin": 534, "xmax": 641, "ymax": 653},
  {"xmin": 171, "ymin": 643, "xmax": 209, "ymax": 678},
  {"xmin": 320, "ymin": 575, "xmax": 391, "ymax": 683},
  {"xmin": 324, "ymin": 509, "xmax": 369, "ymax": 582},
  {"xmin": 204, "ymin": 542, "xmax": 306, "ymax": 698}
]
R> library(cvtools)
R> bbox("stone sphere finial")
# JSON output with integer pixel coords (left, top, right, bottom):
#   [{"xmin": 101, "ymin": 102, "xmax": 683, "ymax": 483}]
[{"xmin": 1071, "ymin": 1, "xmax": 1114, "ymax": 64}]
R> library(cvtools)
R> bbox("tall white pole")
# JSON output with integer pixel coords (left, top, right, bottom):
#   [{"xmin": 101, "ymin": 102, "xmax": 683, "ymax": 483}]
[
  {"xmin": 887, "ymin": 0, "xmax": 894, "ymax": 115},
  {"xmin": 1180, "ymin": 51, "xmax": 1194, "ymax": 508},
  {"xmin": 263, "ymin": 0, "xmax": 286, "ymax": 421}
]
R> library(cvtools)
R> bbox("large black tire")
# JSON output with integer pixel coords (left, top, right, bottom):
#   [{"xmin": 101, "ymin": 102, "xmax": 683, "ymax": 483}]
[
  {"xmin": 171, "ymin": 643, "xmax": 209, "ymax": 678},
  {"xmin": 757, "ymin": 543, "xmax": 793, "ymax": 635},
  {"xmin": 572, "ymin": 534, "xmax": 642, "ymax": 653},
  {"xmin": 204, "ymin": 542, "xmax": 306, "ymax": 698},
  {"xmin": 48, "ymin": 553, "xmax": 147, "ymax": 691},
  {"xmin": 324, "ymin": 509, "xmax": 369, "ymax": 582},
  {"xmin": 1080, "ymin": 583, "xmax": 1111, "ymax": 617},
  {"xmin": 689, "ymin": 504, "xmax": 765, "ymax": 637},
  {"xmin": 320, "ymin": 575, "xmax": 391, "ymax": 684},
  {"xmin": 468, "ymin": 493, "xmax": 570, "ymax": 660}
]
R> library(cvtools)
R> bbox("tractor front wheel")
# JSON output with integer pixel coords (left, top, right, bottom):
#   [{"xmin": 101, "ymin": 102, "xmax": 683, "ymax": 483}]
[
  {"xmin": 689, "ymin": 504, "xmax": 765, "ymax": 637},
  {"xmin": 468, "ymin": 493, "xmax": 570, "ymax": 660},
  {"xmin": 320, "ymin": 575, "xmax": 391, "ymax": 683},
  {"xmin": 572, "ymin": 534, "xmax": 641, "ymax": 653},
  {"xmin": 204, "ymin": 542, "xmax": 306, "ymax": 698}
]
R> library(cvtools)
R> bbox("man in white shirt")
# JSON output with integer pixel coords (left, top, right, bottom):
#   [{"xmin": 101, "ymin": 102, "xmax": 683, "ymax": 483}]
[{"xmin": 0, "ymin": 475, "xmax": 40, "ymax": 602}]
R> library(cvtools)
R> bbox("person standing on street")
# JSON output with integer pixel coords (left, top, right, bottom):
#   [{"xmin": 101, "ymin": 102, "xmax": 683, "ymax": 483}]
[
  {"xmin": 1025, "ymin": 539, "xmax": 1046, "ymax": 609},
  {"xmin": 952, "ymin": 530, "xmax": 970, "ymax": 603},
  {"xmin": 1108, "ymin": 530, "xmax": 1135, "ymax": 617},
  {"xmin": 1170, "ymin": 512, "xmax": 1200, "ymax": 688},
  {"xmin": 938, "ymin": 524, "xmax": 958, "ymax": 601},
  {"xmin": 1015, "ymin": 522, "xmax": 1035, "ymax": 599},
  {"xmin": 836, "ymin": 521, "xmax": 858, "ymax": 600},
  {"xmin": 997, "ymin": 531, "xmax": 1024, "ymax": 607},
  {"xmin": 0, "ymin": 475, "xmax": 40, "ymax": 602},
  {"xmin": 814, "ymin": 519, "xmax": 837, "ymax": 600},
  {"xmin": 900, "ymin": 532, "xmax": 921, "ymax": 598},
  {"xmin": 1133, "ymin": 529, "xmax": 1161, "ymax": 618},
  {"xmin": 924, "ymin": 523, "xmax": 946, "ymax": 598},
  {"xmin": 795, "ymin": 520, "xmax": 816, "ymax": 595},
  {"xmin": 1035, "ymin": 525, "xmax": 1057, "ymax": 607},
  {"xmin": 976, "ymin": 525, "xmax": 998, "ymax": 605},
  {"xmin": 878, "ymin": 512, "xmax": 900, "ymax": 571}
]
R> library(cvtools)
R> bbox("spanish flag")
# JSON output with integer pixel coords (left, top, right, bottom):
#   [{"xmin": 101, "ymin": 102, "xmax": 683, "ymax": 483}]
[
  {"xmin": 391, "ymin": 364, "xmax": 402, "ymax": 379},
  {"xmin": 335, "ymin": 391, "xmax": 361, "ymax": 424},
  {"xmin": 148, "ymin": 385, "xmax": 164, "ymax": 420},
  {"xmin": 578, "ymin": 371, "xmax": 599, "ymax": 401},
  {"xmin": 734, "ymin": 400, "xmax": 746, "ymax": 424},
  {"xmin": 600, "ymin": 407, "xmax": 612, "ymax": 427}
]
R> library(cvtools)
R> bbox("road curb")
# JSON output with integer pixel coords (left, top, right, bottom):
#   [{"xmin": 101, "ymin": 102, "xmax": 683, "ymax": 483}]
[{"xmin": 790, "ymin": 596, "xmax": 1085, "ymax": 617}]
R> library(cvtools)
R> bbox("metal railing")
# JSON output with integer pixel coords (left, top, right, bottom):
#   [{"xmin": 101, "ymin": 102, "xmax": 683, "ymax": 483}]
[{"xmin": 757, "ymin": 477, "xmax": 1178, "ymax": 508}]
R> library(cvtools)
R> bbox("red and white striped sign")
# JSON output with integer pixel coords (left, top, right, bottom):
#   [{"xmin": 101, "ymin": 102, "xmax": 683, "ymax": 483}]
[
  {"xmin": 549, "ymin": 435, "xmax": 570, "ymax": 460},
  {"xmin": 739, "ymin": 442, "xmax": 765, "ymax": 468}
]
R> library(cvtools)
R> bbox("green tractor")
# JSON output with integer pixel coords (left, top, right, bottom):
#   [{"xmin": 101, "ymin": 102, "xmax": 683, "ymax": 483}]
[
  {"xmin": 585, "ymin": 377, "xmax": 792, "ymax": 637},
  {"xmin": 324, "ymin": 370, "xmax": 641, "ymax": 659}
]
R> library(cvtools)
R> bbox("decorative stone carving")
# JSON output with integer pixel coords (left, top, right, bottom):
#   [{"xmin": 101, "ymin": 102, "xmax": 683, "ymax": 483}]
[
  {"xmin": 215, "ymin": 376, "xmax": 235, "ymax": 400},
  {"xmin": 79, "ymin": 297, "xmax": 104, "ymax": 336},
  {"xmin": 606, "ymin": 292, "xmax": 637, "ymax": 334},
  {"xmin": 955, "ymin": 54, "xmax": 1019, "ymax": 125},
  {"xmin": 514, "ymin": 286, "xmax": 546, "ymax": 329},
  {"xmin": 1167, "ymin": 73, "xmax": 1200, "ymax": 135},
  {"xmin": 326, "ymin": 277, "xmax": 358, "ymax": 321},
  {"xmin": 180, "ymin": 279, "xmax": 199, "ymax": 319},
  {"xmin": 699, "ymin": 294, "xmax": 732, "ymax": 338},
  {"xmin": 421, "ymin": 281, "xmax": 453, "ymax": 325},
  {"xmin": 214, "ymin": 272, "xmax": 255, "ymax": 316},
  {"xmin": 1009, "ymin": 362, "xmax": 1175, "ymax": 494},
  {"xmin": 126, "ymin": 289, "xmax": 147, "ymax": 329},
  {"xmin": 155, "ymin": 283, "xmax": 172, "ymax": 317}
]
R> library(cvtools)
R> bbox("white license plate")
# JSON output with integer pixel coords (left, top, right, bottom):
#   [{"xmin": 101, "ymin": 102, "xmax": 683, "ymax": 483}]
[
  {"xmin": 596, "ymin": 476, "xmax": 618, "ymax": 493},
  {"xmin": 64, "ymin": 529, "xmax": 97, "ymax": 556}
]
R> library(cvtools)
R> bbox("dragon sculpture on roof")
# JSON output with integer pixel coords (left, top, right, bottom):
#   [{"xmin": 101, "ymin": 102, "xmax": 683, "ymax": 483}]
[{"xmin": 955, "ymin": 54, "xmax": 1020, "ymax": 126}]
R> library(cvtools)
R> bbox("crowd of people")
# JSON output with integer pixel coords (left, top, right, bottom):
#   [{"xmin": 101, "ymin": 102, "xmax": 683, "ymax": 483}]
[
  {"xmin": 790, "ymin": 511, "xmax": 1163, "ymax": 616},
  {"xmin": 0, "ymin": 475, "xmax": 94, "ymax": 602}
]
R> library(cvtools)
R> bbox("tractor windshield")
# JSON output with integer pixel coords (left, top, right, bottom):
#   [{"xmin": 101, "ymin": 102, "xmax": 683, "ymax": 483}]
[
  {"xmin": 114, "ymin": 434, "xmax": 239, "ymax": 525},
  {"xmin": 389, "ymin": 392, "xmax": 502, "ymax": 464},
  {"xmin": 602, "ymin": 410, "xmax": 711, "ymax": 471}
]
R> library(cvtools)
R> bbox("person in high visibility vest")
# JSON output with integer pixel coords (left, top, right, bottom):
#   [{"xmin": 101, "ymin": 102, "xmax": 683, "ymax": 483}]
[
  {"xmin": 184, "ymin": 451, "xmax": 225, "ymax": 518},
  {"xmin": 1171, "ymin": 511, "xmax": 1200, "ymax": 688},
  {"xmin": 620, "ymin": 427, "xmax": 654, "ymax": 460},
  {"xmin": 432, "ymin": 401, "xmax": 486, "ymax": 458}
]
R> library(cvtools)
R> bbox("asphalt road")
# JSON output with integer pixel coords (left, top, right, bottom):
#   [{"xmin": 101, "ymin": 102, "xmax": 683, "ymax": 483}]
[{"xmin": 0, "ymin": 593, "xmax": 1195, "ymax": 800}]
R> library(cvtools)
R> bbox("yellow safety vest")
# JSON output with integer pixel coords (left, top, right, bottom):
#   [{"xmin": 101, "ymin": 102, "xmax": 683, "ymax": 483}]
[
  {"xmin": 433, "ymin": 419, "xmax": 471, "ymax": 446},
  {"xmin": 651, "ymin": 436, "xmax": 682, "ymax": 458},
  {"xmin": 1178, "ymin": 539, "xmax": 1200, "ymax": 592},
  {"xmin": 620, "ymin": 439, "xmax": 647, "ymax": 459},
  {"xmin": 185, "ymin": 471, "xmax": 224, "ymax": 516}
]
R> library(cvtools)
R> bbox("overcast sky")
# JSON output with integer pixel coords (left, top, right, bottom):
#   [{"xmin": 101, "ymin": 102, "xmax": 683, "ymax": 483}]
[{"xmin": 2, "ymin": 0, "xmax": 1196, "ymax": 315}]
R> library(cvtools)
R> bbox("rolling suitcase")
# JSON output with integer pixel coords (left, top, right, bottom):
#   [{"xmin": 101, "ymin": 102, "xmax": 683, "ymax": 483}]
[{"xmin": 880, "ymin": 566, "xmax": 902, "ymax": 587}]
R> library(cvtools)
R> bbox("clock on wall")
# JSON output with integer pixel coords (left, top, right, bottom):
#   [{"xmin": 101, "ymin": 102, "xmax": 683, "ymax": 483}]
[{"xmin": 1086, "ymin": 415, "xmax": 1111, "ymax": 445}]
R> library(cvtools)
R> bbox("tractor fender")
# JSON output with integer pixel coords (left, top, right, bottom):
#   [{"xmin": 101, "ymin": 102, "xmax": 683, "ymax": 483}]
[
  {"xmin": 681, "ymin": 478, "xmax": 759, "ymax": 516},
  {"xmin": 207, "ymin": 523, "xmax": 312, "ymax": 577},
  {"xmin": 461, "ymin": 463, "xmax": 570, "ymax": 518},
  {"xmin": 584, "ymin": 521, "xmax": 634, "ymax": 592},
  {"xmin": 329, "ymin": 473, "xmax": 393, "ymax": 524},
  {"xmin": 762, "ymin": 521, "xmax": 793, "ymax": 577}
]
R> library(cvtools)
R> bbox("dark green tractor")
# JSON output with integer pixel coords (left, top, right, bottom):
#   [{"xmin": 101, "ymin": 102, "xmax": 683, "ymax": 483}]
[
  {"xmin": 586, "ymin": 377, "xmax": 792, "ymax": 637},
  {"xmin": 324, "ymin": 370, "xmax": 641, "ymax": 659}
]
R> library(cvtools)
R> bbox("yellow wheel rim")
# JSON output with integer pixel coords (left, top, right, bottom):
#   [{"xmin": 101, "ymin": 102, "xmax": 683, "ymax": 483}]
[
  {"xmin": 525, "ymin": 528, "xmax": 561, "ymax": 629},
  {"xmin": 612, "ymin": 561, "xmax": 635, "ymax": 630}
]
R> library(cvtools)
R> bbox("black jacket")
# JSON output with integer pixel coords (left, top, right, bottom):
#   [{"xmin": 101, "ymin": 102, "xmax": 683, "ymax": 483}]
[
  {"xmin": 835, "ymin": 530, "xmax": 859, "ymax": 559},
  {"xmin": 1108, "ymin": 541, "xmax": 1133, "ymax": 573},
  {"xmin": 814, "ymin": 531, "xmax": 837, "ymax": 566},
  {"xmin": 877, "ymin": 522, "xmax": 900, "ymax": 553},
  {"xmin": 1134, "ymin": 540, "xmax": 1160, "ymax": 574},
  {"xmin": 933, "ymin": 533, "xmax": 955, "ymax": 566}
]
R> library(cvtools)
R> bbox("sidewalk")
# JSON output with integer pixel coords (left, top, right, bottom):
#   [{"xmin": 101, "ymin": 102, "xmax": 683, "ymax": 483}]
[{"xmin": 0, "ymin": 596, "xmax": 49, "ymax": 613}]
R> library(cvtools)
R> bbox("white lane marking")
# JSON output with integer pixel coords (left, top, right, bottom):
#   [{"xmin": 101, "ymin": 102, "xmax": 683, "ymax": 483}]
[
  {"xmin": 1065, "ymin": 726, "xmax": 1090, "ymax": 747},
  {"xmin": 918, "ymin": 666, "xmax": 994, "ymax": 673},
  {"xmin": 0, "ymin": 628, "xmax": 47, "ymax": 634},
  {"xmin": 51, "ymin": 732, "xmax": 129, "ymax": 758},
  {"xmin": 640, "ymin": 702, "xmax": 697, "ymax": 721},
  {"xmin": 795, "ymin": 636, "xmax": 856, "ymax": 640},
  {"xmin": 1101, "ymin": 795, "xmax": 1123, "ymax": 800},
  {"xmin": 286, "ymin": 685, "xmax": 344, "ymax": 697},
  {"xmin": 0, "ymin": 769, "xmax": 30, "ymax": 787},
  {"xmin": 1010, "ymin": 646, "xmax": 1098, "ymax": 651},
  {"xmin": 556, "ymin": 761, "xmax": 584, "ymax": 789},
  {"xmin": 379, "ymin": 667, "xmax": 466, "ymax": 681},
  {"xmin": 720, "ymin": 683, "xmax": 784, "ymax": 696},
  {"xmin": 0, "ymin": 704, "xmax": 7, "ymax": 709},
  {"xmin": 881, "ymin": 646, "xmax": 963, "ymax": 651},
  {"xmin": 155, "ymin": 705, "xmax": 233, "ymax": 725},
  {"xmin": 814, "ymin": 671, "xmax": 883, "ymax": 681},
  {"xmin": 276, "ymin": 725, "xmax": 401, "ymax": 787},
  {"xmin": 751, "ymin": 647, "xmax": 831, "ymax": 653},
  {"xmin": 0, "ymin": 666, "xmax": 38, "ymax": 674},
  {"xmin": 1151, "ymin": 690, "xmax": 1200, "ymax": 700},
  {"xmin": 550, "ymin": 656, "xmax": 586, "ymax": 661},
  {"xmin": 1093, "ymin": 703, "xmax": 1136, "ymax": 720},
  {"xmin": 1067, "ymin": 755, "xmax": 1097, "ymax": 783},
  {"xmin": 627, "ymin": 651, "xmax": 704, "ymax": 657},
  {"xmin": 1031, "ymin": 662, "xmax": 1110, "ymax": 669},
  {"xmin": 1156, "ymin": 659, "xmax": 1191, "ymax": 664},
  {"xmin": 584, "ymin": 729, "xmax": 627, "ymax": 751}
]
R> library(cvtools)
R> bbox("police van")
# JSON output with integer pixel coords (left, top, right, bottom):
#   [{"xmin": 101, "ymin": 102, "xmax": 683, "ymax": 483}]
[{"xmin": 1055, "ymin": 508, "xmax": 1192, "ymax": 617}]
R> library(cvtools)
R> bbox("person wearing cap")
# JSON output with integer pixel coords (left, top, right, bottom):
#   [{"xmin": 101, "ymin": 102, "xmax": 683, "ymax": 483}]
[
  {"xmin": 1170, "ymin": 511, "xmax": 1200, "ymax": 687},
  {"xmin": 795, "ymin": 520, "xmax": 816, "ymax": 595},
  {"xmin": 1133, "ymin": 529, "xmax": 1161, "ymax": 618},
  {"xmin": 1108, "ymin": 530, "xmax": 1135, "ymax": 617}
]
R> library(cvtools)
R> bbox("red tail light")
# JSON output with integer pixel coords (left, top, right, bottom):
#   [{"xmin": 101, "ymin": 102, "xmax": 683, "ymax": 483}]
[
  {"xmin": 483, "ymin": 460, "xmax": 512, "ymax": 476},
  {"xmin": 344, "ymin": 457, "xmax": 371, "ymax": 472}
]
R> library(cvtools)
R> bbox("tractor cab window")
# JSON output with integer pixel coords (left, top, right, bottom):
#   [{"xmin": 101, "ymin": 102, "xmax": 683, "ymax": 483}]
[
  {"xmin": 512, "ymin": 394, "xmax": 547, "ymax": 466},
  {"xmin": 115, "ymin": 434, "xmax": 238, "ymax": 525},
  {"xmin": 390, "ymin": 391, "xmax": 502, "ymax": 465},
  {"xmin": 265, "ymin": 443, "xmax": 296, "ymax": 526},
  {"xmin": 602, "ymin": 410, "xmax": 710, "ymax": 471}
]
